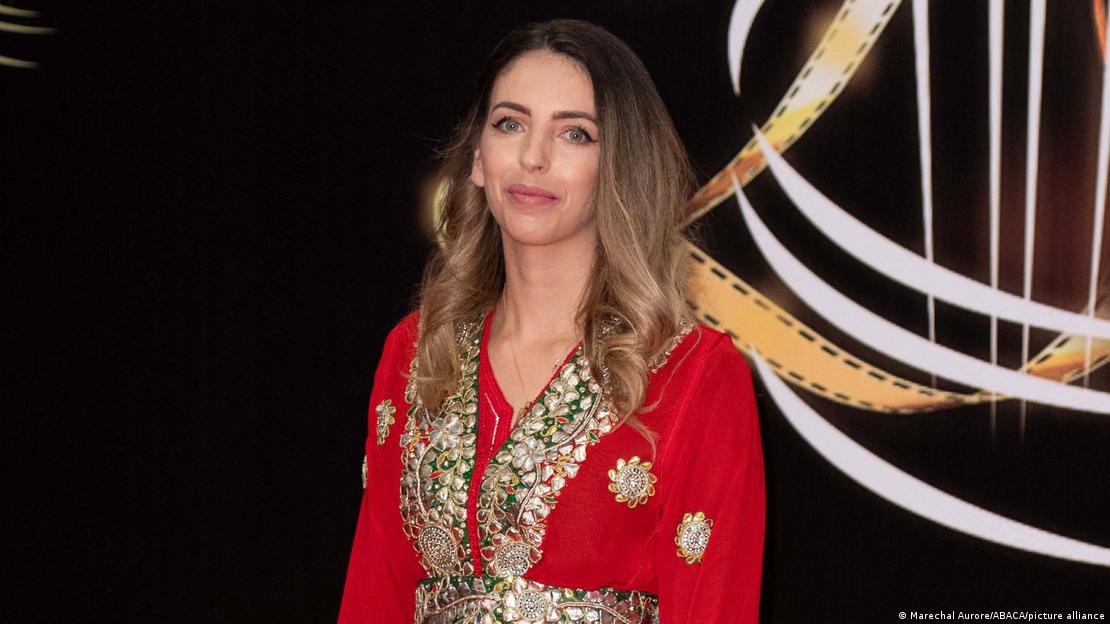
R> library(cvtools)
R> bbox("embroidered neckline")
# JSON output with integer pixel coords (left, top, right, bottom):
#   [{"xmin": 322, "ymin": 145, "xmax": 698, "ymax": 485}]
[
  {"xmin": 399, "ymin": 314, "xmax": 696, "ymax": 580},
  {"xmin": 478, "ymin": 306, "xmax": 583, "ymax": 435}
]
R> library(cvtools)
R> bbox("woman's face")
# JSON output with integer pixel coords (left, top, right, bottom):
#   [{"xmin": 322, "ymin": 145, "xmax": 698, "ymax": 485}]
[{"xmin": 470, "ymin": 50, "xmax": 601, "ymax": 250}]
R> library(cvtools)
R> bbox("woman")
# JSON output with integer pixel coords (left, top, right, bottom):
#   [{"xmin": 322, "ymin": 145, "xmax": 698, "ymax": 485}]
[{"xmin": 339, "ymin": 19, "xmax": 764, "ymax": 623}]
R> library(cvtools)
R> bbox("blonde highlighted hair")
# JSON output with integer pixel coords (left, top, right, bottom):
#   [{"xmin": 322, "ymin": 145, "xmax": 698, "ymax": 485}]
[{"xmin": 413, "ymin": 19, "xmax": 698, "ymax": 440}]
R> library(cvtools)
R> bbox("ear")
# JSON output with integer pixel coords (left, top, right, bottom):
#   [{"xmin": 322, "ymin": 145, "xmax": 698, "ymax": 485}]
[{"xmin": 469, "ymin": 147, "xmax": 485, "ymax": 188}]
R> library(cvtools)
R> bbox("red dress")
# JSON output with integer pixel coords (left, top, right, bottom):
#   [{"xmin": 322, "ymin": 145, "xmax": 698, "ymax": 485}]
[{"xmin": 339, "ymin": 310, "xmax": 764, "ymax": 623}]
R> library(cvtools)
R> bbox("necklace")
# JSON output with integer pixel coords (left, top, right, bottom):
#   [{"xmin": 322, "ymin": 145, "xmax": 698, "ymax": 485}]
[
  {"xmin": 506, "ymin": 336, "xmax": 576, "ymax": 427},
  {"xmin": 499, "ymin": 292, "xmax": 579, "ymax": 427}
]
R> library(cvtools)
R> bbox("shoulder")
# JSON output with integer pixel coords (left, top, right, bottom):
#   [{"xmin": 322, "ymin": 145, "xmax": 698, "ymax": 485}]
[
  {"xmin": 654, "ymin": 324, "xmax": 760, "ymax": 467},
  {"xmin": 383, "ymin": 309, "xmax": 421, "ymax": 354},
  {"xmin": 655, "ymin": 323, "xmax": 751, "ymax": 388},
  {"xmin": 371, "ymin": 310, "xmax": 421, "ymax": 380}
]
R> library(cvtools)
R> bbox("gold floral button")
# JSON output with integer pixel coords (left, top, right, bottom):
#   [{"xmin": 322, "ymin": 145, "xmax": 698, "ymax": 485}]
[
  {"xmin": 607, "ymin": 456, "xmax": 657, "ymax": 508},
  {"xmin": 375, "ymin": 398, "xmax": 396, "ymax": 446},
  {"xmin": 675, "ymin": 511, "xmax": 713, "ymax": 564}
]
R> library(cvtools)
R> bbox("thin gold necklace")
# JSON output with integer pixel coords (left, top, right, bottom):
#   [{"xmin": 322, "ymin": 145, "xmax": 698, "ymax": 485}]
[{"xmin": 500, "ymin": 293, "xmax": 578, "ymax": 427}]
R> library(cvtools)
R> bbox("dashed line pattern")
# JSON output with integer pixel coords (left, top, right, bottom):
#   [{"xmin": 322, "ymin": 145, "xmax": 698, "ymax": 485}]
[{"xmin": 686, "ymin": 0, "xmax": 903, "ymax": 224}]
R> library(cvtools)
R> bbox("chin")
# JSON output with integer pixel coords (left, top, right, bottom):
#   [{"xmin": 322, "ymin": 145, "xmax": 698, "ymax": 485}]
[{"xmin": 501, "ymin": 226, "xmax": 570, "ymax": 248}]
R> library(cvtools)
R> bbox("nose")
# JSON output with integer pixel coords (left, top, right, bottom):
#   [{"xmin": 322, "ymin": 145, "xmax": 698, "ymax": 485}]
[{"xmin": 519, "ymin": 132, "xmax": 550, "ymax": 173}]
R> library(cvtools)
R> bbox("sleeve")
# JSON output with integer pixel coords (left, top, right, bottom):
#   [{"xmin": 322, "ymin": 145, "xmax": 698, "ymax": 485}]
[
  {"xmin": 654, "ymin": 334, "xmax": 765, "ymax": 623},
  {"xmin": 337, "ymin": 317, "xmax": 425, "ymax": 623}
]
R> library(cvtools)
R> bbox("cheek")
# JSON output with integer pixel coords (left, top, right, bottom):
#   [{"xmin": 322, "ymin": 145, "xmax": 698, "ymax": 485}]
[{"xmin": 562, "ymin": 153, "xmax": 600, "ymax": 208}]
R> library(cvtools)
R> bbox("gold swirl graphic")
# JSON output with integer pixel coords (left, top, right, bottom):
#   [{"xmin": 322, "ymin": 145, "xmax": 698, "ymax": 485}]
[
  {"xmin": 686, "ymin": 0, "xmax": 1108, "ymax": 413},
  {"xmin": 685, "ymin": 0, "xmax": 902, "ymax": 225}
]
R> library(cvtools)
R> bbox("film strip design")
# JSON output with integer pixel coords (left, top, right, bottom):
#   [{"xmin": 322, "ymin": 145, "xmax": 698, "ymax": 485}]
[
  {"xmin": 685, "ymin": 0, "xmax": 902, "ymax": 225},
  {"xmin": 691, "ymin": 240, "xmax": 1110, "ymax": 413},
  {"xmin": 688, "ymin": 242, "xmax": 975, "ymax": 413},
  {"xmin": 1023, "ymin": 314, "xmax": 1110, "ymax": 383}
]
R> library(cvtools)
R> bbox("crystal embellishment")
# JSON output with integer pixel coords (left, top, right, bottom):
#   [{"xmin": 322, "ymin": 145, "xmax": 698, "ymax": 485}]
[
  {"xmin": 675, "ymin": 511, "xmax": 713, "ymax": 564},
  {"xmin": 607, "ymin": 456, "xmax": 657, "ymax": 508},
  {"xmin": 494, "ymin": 540, "xmax": 534, "ymax": 577},
  {"xmin": 360, "ymin": 454, "xmax": 367, "ymax": 490},
  {"xmin": 375, "ymin": 399, "xmax": 396, "ymax": 446},
  {"xmin": 514, "ymin": 590, "xmax": 552, "ymax": 621},
  {"xmin": 417, "ymin": 525, "xmax": 458, "ymax": 571}
]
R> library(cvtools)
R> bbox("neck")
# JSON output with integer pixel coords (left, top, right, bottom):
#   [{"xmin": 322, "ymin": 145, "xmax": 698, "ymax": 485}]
[{"xmin": 495, "ymin": 233, "xmax": 596, "ymax": 344}]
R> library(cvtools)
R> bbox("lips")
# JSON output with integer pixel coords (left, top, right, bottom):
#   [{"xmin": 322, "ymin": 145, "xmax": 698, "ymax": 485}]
[{"xmin": 506, "ymin": 183, "xmax": 558, "ymax": 206}]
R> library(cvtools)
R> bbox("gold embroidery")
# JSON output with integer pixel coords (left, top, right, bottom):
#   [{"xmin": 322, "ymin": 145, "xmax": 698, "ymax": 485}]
[
  {"xmin": 399, "ymin": 321, "xmax": 481, "ymax": 577},
  {"xmin": 415, "ymin": 523, "xmax": 461, "ymax": 572},
  {"xmin": 607, "ymin": 456, "xmax": 657, "ymax": 508},
  {"xmin": 415, "ymin": 576, "xmax": 659, "ymax": 624},
  {"xmin": 477, "ymin": 352, "xmax": 616, "ymax": 579},
  {"xmin": 675, "ymin": 511, "xmax": 713, "ymax": 564},
  {"xmin": 648, "ymin": 319, "xmax": 695, "ymax": 373},
  {"xmin": 400, "ymin": 318, "xmax": 621, "ymax": 581},
  {"xmin": 493, "ymin": 540, "xmax": 535, "ymax": 578},
  {"xmin": 360, "ymin": 454, "xmax": 367, "ymax": 489},
  {"xmin": 375, "ymin": 399, "xmax": 396, "ymax": 446}
]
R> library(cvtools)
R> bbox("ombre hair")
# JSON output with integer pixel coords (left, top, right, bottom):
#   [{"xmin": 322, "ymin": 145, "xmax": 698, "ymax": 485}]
[{"xmin": 413, "ymin": 19, "xmax": 698, "ymax": 438}]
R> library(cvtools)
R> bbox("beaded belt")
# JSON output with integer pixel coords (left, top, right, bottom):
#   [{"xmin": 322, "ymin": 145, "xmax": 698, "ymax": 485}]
[{"xmin": 414, "ymin": 575, "xmax": 659, "ymax": 624}]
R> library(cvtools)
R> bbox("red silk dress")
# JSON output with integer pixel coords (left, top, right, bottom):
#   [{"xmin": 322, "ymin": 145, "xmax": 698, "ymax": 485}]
[{"xmin": 339, "ymin": 310, "xmax": 764, "ymax": 623}]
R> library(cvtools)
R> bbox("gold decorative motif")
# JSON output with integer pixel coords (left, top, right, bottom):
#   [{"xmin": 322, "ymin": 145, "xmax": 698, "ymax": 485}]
[
  {"xmin": 416, "ymin": 524, "xmax": 460, "ymax": 573},
  {"xmin": 399, "ymin": 321, "xmax": 481, "ymax": 577},
  {"xmin": 477, "ymin": 351, "xmax": 617, "ymax": 579},
  {"xmin": 360, "ymin": 454, "xmax": 367, "ymax": 490},
  {"xmin": 415, "ymin": 575, "xmax": 658, "ymax": 624},
  {"xmin": 607, "ymin": 456, "xmax": 657, "ymax": 508},
  {"xmin": 375, "ymin": 399, "xmax": 396, "ymax": 446},
  {"xmin": 507, "ymin": 588, "xmax": 552, "ymax": 622},
  {"xmin": 648, "ymin": 319, "xmax": 695, "ymax": 373},
  {"xmin": 675, "ymin": 511, "xmax": 713, "ymax": 564},
  {"xmin": 493, "ymin": 540, "xmax": 535, "ymax": 578}
]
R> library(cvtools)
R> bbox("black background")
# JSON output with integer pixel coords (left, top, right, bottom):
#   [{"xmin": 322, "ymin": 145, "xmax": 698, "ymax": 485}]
[{"xmin": 5, "ymin": 1, "xmax": 1109, "ymax": 622}]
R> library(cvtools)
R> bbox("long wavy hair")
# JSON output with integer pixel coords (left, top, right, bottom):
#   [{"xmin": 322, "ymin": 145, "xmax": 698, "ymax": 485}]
[{"xmin": 413, "ymin": 19, "xmax": 698, "ymax": 437}]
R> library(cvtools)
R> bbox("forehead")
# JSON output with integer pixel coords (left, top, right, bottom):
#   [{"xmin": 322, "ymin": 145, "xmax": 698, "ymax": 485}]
[{"xmin": 489, "ymin": 50, "xmax": 596, "ymax": 114}]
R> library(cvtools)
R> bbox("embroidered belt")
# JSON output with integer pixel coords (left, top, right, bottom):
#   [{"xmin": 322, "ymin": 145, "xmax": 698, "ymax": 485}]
[{"xmin": 414, "ymin": 575, "xmax": 659, "ymax": 624}]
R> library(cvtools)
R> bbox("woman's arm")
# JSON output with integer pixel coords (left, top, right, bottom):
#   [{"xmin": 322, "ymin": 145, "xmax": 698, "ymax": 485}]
[
  {"xmin": 337, "ymin": 315, "xmax": 424, "ymax": 623},
  {"xmin": 654, "ymin": 333, "xmax": 766, "ymax": 623}
]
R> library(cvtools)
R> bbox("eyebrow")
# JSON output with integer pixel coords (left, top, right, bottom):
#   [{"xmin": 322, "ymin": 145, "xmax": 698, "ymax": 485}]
[{"xmin": 490, "ymin": 100, "xmax": 598, "ymax": 124}]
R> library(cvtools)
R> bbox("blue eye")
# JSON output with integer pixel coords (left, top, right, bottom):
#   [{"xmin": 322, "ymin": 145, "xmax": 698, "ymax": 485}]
[
  {"xmin": 493, "ymin": 116, "xmax": 523, "ymax": 133},
  {"xmin": 564, "ymin": 126, "xmax": 596, "ymax": 144}
]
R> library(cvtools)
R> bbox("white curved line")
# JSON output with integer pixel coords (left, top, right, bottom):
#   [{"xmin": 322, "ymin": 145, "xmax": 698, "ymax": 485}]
[
  {"xmin": 727, "ymin": 0, "xmax": 766, "ymax": 96},
  {"xmin": 732, "ymin": 173, "xmax": 1110, "ymax": 414},
  {"xmin": 0, "ymin": 53, "xmax": 38, "ymax": 69},
  {"xmin": 988, "ymin": 0, "xmax": 1005, "ymax": 427},
  {"xmin": 752, "ymin": 128, "xmax": 1110, "ymax": 340},
  {"xmin": 1021, "ymin": 0, "xmax": 1047, "ymax": 431},
  {"xmin": 1086, "ymin": 8, "xmax": 1110, "ymax": 385},
  {"xmin": 751, "ymin": 354, "xmax": 1110, "ymax": 568},
  {"xmin": 0, "ymin": 5, "xmax": 40, "ymax": 18},
  {"xmin": 912, "ymin": 0, "xmax": 937, "ymax": 350},
  {"xmin": 0, "ymin": 20, "xmax": 54, "ymax": 35}
]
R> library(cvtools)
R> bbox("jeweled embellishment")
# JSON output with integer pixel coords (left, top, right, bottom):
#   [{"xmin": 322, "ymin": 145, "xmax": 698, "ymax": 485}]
[
  {"xmin": 399, "ymin": 322, "xmax": 481, "ymax": 577},
  {"xmin": 476, "ymin": 351, "xmax": 618, "ymax": 581},
  {"xmin": 375, "ymin": 398, "xmax": 396, "ymax": 446},
  {"xmin": 511, "ymin": 589, "xmax": 553, "ymax": 622},
  {"xmin": 675, "ymin": 511, "xmax": 713, "ymax": 564},
  {"xmin": 607, "ymin": 456, "xmax": 657, "ymax": 508},
  {"xmin": 360, "ymin": 454, "xmax": 367, "ymax": 489},
  {"xmin": 493, "ymin": 540, "xmax": 535, "ymax": 577},
  {"xmin": 417, "ymin": 524, "xmax": 459, "ymax": 571},
  {"xmin": 415, "ymin": 575, "xmax": 658, "ymax": 624}
]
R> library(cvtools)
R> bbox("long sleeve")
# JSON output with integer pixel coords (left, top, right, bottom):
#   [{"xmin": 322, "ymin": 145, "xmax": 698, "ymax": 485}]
[
  {"xmin": 654, "ymin": 334, "xmax": 765, "ymax": 623},
  {"xmin": 338, "ymin": 316, "xmax": 424, "ymax": 623}
]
